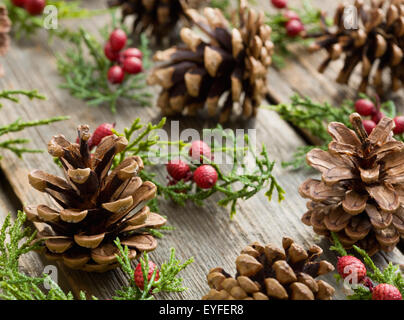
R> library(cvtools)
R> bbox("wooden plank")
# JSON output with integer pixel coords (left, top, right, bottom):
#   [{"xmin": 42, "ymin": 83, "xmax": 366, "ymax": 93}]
[{"xmin": 0, "ymin": 0, "xmax": 401, "ymax": 301}]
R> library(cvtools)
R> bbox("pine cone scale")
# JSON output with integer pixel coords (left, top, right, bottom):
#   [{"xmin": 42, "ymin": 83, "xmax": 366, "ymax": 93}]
[
  {"xmin": 366, "ymin": 184, "xmax": 399, "ymax": 212},
  {"xmin": 63, "ymin": 250, "xmax": 91, "ymax": 268},
  {"xmin": 345, "ymin": 215, "xmax": 372, "ymax": 240},
  {"xmin": 121, "ymin": 234, "xmax": 158, "ymax": 251},
  {"xmin": 342, "ymin": 190, "xmax": 368, "ymax": 214},
  {"xmin": 45, "ymin": 237, "xmax": 73, "ymax": 253}
]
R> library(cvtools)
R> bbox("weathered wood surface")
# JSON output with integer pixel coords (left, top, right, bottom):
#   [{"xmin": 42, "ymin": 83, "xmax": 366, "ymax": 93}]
[{"xmin": 0, "ymin": 0, "xmax": 402, "ymax": 300}]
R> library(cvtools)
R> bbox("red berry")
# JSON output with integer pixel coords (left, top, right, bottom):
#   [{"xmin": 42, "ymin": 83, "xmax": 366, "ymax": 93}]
[
  {"xmin": 109, "ymin": 29, "xmax": 127, "ymax": 52},
  {"xmin": 88, "ymin": 123, "xmax": 115, "ymax": 149},
  {"xmin": 362, "ymin": 120, "xmax": 376, "ymax": 135},
  {"xmin": 166, "ymin": 159, "xmax": 191, "ymax": 181},
  {"xmin": 284, "ymin": 10, "xmax": 300, "ymax": 22},
  {"xmin": 189, "ymin": 140, "xmax": 212, "ymax": 163},
  {"xmin": 122, "ymin": 48, "xmax": 143, "ymax": 60},
  {"xmin": 122, "ymin": 57, "xmax": 143, "ymax": 74},
  {"xmin": 361, "ymin": 277, "xmax": 374, "ymax": 292},
  {"xmin": 193, "ymin": 165, "xmax": 218, "ymax": 189},
  {"xmin": 372, "ymin": 111, "xmax": 384, "ymax": 124},
  {"xmin": 337, "ymin": 256, "xmax": 367, "ymax": 284},
  {"xmin": 286, "ymin": 19, "xmax": 304, "ymax": 37},
  {"xmin": 354, "ymin": 99, "xmax": 376, "ymax": 116},
  {"xmin": 393, "ymin": 116, "xmax": 404, "ymax": 135},
  {"xmin": 104, "ymin": 42, "xmax": 120, "ymax": 62},
  {"xmin": 134, "ymin": 261, "xmax": 159, "ymax": 290},
  {"xmin": 271, "ymin": 0, "xmax": 287, "ymax": 9},
  {"xmin": 12, "ymin": 0, "xmax": 26, "ymax": 7},
  {"xmin": 107, "ymin": 65, "xmax": 125, "ymax": 84},
  {"xmin": 372, "ymin": 284, "xmax": 402, "ymax": 300},
  {"xmin": 24, "ymin": 0, "xmax": 46, "ymax": 15}
]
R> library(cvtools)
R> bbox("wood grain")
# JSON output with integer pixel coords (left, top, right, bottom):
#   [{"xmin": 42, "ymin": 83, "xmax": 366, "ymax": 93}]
[{"xmin": 0, "ymin": 0, "xmax": 402, "ymax": 300}]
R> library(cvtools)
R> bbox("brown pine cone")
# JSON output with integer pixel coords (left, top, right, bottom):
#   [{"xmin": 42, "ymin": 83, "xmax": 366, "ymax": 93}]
[
  {"xmin": 147, "ymin": 0, "xmax": 273, "ymax": 122},
  {"xmin": 24, "ymin": 125, "xmax": 167, "ymax": 272},
  {"xmin": 202, "ymin": 237, "xmax": 335, "ymax": 300},
  {"xmin": 107, "ymin": 0, "xmax": 204, "ymax": 40},
  {"xmin": 0, "ymin": 5, "xmax": 11, "ymax": 77},
  {"xmin": 300, "ymin": 113, "xmax": 404, "ymax": 256},
  {"xmin": 310, "ymin": 0, "xmax": 404, "ymax": 95}
]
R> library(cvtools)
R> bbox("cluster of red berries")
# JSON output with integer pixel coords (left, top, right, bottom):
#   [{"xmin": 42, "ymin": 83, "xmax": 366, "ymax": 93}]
[
  {"xmin": 270, "ymin": 0, "xmax": 305, "ymax": 37},
  {"xmin": 166, "ymin": 140, "xmax": 218, "ymax": 190},
  {"xmin": 354, "ymin": 98, "xmax": 404, "ymax": 135},
  {"xmin": 104, "ymin": 29, "xmax": 143, "ymax": 85},
  {"xmin": 337, "ymin": 255, "xmax": 402, "ymax": 300},
  {"xmin": 11, "ymin": 0, "xmax": 46, "ymax": 15},
  {"xmin": 134, "ymin": 261, "xmax": 160, "ymax": 290}
]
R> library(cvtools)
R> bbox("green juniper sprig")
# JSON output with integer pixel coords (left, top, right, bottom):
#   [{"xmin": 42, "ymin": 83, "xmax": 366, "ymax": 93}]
[
  {"xmin": 0, "ymin": 211, "xmax": 83, "ymax": 300},
  {"xmin": 113, "ymin": 238, "xmax": 193, "ymax": 300},
  {"xmin": 330, "ymin": 233, "xmax": 404, "ymax": 300},
  {"xmin": 114, "ymin": 118, "xmax": 285, "ymax": 218},
  {"xmin": 57, "ymin": 23, "xmax": 152, "ymax": 113},
  {"xmin": 0, "ymin": 211, "xmax": 191, "ymax": 300},
  {"xmin": 0, "ymin": 89, "xmax": 45, "ymax": 106},
  {"xmin": 0, "ymin": 89, "xmax": 68, "ymax": 158},
  {"xmin": 3, "ymin": 0, "xmax": 106, "ymax": 40},
  {"xmin": 265, "ymin": 94, "xmax": 403, "ymax": 170},
  {"xmin": 267, "ymin": 0, "xmax": 327, "ymax": 68}
]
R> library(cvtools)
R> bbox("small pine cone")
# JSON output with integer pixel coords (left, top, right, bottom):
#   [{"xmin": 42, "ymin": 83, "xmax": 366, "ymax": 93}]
[
  {"xmin": 310, "ymin": 0, "xmax": 404, "ymax": 95},
  {"xmin": 107, "ymin": 0, "xmax": 203, "ymax": 40},
  {"xmin": 202, "ymin": 237, "xmax": 335, "ymax": 300},
  {"xmin": 24, "ymin": 125, "xmax": 167, "ymax": 272},
  {"xmin": 0, "ymin": 5, "xmax": 11, "ymax": 77},
  {"xmin": 148, "ymin": 0, "xmax": 274, "ymax": 122},
  {"xmin": 300, "ymin": 113, "xmax": 404, "ymax": 256}
]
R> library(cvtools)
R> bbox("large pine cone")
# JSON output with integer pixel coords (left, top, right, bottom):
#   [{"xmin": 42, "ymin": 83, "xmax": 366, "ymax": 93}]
[
  {"xmin": 24, "ymin": 125, "xmax": 167, "ymax": 272},
  {"xmin": 0, "ymin": 5, "xmax": 11, "ymax": 77},
  {"xmin": 300, "ymin": 113, "xmax": 404, "ymax": 256},
  {"xmin": 202, "ymin": 237, "xmax": 335, "ymax": 300},
  {"xmin": 310, "ymin": 0, "xmax": 404, "ymax": 95},
  {"xmin": 147, "ymin": 0, "xmax": 273, "ymax": 122},
  {"xmin": 107, "ymin": 0, "xmax": 203, "ymax": 39}
]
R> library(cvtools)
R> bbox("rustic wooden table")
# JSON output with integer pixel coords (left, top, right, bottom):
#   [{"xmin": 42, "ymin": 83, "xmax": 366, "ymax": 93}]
[{"xmin": 0, "ymin": 0, "xmax": 403, "ymax": 300}]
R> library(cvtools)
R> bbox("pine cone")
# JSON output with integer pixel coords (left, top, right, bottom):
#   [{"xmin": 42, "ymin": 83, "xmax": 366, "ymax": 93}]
[
  {"xmin": 300, "ymin": 113, "xmax": 404, "ymax": 256},
  {"xmin": 310, "ymin": 0, "xmax": 404, "ymax": 96},
  {"xmin": 0, "ymin": 5, "xmax": 11, "ymax": 77},
  {"xmin": 107, "ymin": 0, "xmax": 203, "ymax": 40},
  {"xmin": 147, "ymin": 0, "xmax": 273, "ymax": 122},
  {"xmin": 24, "ymin": 125, "xmax": 167, "ymax": 272},
  {"xmin": 202, "ymin": 237, "xmax": 335, "ymax": 300}
]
